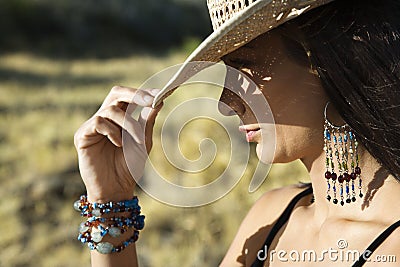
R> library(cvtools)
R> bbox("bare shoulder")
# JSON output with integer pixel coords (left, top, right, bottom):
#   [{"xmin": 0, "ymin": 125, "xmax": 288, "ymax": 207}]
[
  {"xmin": 370, "ymin": 223, "xmax": 400, "ymax": 266},
  {"xmin": 220, "ymin": 183, "xmax": 312, "ymax": 267},
  {"xmin": 250, "ymin": 183, "xmax": 312, "ymax": 219}
]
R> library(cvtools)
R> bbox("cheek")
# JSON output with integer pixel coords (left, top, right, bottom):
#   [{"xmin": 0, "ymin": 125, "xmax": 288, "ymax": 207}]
[
  {"xmin": 268, "ymin": 86, "xmax": 326, "ymax": 130},
  {"xmin": 259, "ymin": 68, "xmax": 323, "ymax": 124},
  {"xmin": 264, "ymin": 125, "xmax": 322, "ymax": 163}
]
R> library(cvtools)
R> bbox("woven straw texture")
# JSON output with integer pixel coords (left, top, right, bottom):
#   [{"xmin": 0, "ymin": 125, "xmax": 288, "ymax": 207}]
[
  {"xmin": 208, "ymin": 0, "xmax": 258, "ymax": 30},
  {"xmin": 153, "ymin": 0, "xmax": 334, "ymax": 107}
]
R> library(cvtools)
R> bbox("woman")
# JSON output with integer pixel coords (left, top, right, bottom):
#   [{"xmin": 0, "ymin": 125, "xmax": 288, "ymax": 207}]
[{"xmin": 73, "ymin": 0, "xmax": 400, "ymax": 266}]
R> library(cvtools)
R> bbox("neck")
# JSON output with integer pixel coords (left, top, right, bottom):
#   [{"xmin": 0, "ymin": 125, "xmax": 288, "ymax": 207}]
[{"xmin": 301, "ymin": 145, "xmax": 400, "ymax": 226}]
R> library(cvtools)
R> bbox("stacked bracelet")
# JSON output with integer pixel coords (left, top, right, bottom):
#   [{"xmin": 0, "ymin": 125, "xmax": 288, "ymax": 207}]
[
  {"xmin": 88, "ymin": 230, "xmax": 140, "ymax": 254},
  {"xmin": 74, "ymin": 195, "xmax": 145, "ymax": 254},
  {"xmin": 74, "ymin": 195, "xmax": 141, "ymax": 217}
]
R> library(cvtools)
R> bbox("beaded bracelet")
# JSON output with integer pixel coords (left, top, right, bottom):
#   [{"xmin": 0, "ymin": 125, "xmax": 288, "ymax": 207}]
[
  {"xmin": 78, "ymin": 221, "xmax": 125, "ymax": 243},
  {"xmin": 84, "ymin": 212, "xmax": 145, "ymax": 230},
  {"xmin": 78, "ymin": 213, "xmax": 145, "ymax": 243},
  {"xmin": 109, "ymin": 213, "xmax": 145, "ymax": 231},
  {"xmin": 87, "ymin": 230, "xmax": 140, "ymax": 254},
  {"xmin": 74, "ymin": 195, "xmax": 141, "ymax": 217},
  {"xmin": 74, "ymin": 195, "xmax": 144, "ymax": 254}
]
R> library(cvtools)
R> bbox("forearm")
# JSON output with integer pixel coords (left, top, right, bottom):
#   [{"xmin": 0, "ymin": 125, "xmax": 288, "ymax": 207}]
[
  {"xmin": 74, "ymin": 86, "xmax": 158, "ymax": 267},
  {"xmin": 84, "ymin": 193, "xmax": 141, "ymax": 267},
  {"xmin": 90, "ymin": 241, "xmax": 138, "ymax": 267}
]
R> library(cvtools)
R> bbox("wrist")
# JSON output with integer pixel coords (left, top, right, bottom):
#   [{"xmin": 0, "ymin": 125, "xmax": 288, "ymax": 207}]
[
  {"xmin": 74, "ymin": 194, "xmax": 144, "ymax": 255},
  {"xmin": 87, "ymin": 191, "xmax": 134, "ymax": 203},
  {"xmin": 83, "ymin": 176, "xmax": 136, "ymax": 203}
]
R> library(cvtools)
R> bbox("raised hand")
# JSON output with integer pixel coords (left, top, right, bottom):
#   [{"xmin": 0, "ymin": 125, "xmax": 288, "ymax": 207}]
[{"xmin": 74, "ymin": 86, "xmax": 162, "ymax": 202}]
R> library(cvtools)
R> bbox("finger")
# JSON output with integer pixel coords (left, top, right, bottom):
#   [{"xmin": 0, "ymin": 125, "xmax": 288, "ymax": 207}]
[
  {"xmin": 98, "ymin": 105, "xmax": 145, "ymax": 144},
  {"xmin": 148, "ymin": 88, "xmax": 161, "ymax": 96},
  {"xmin": 139, "ymin": 103, "xmax": 163, "ymax": 132},
  {"xmin": 74, "ymin": 116, "xmax": 122, "ymax": 149},
  {"xmin": 139, "ymin": 103, "xmax": 164, "ymax": 153},
  {"xmin": 117, "ymin": 101, "xmax": 129, "ymax": 112},
  {"xmin": 94, "ymin": 116, "xmax": 123, "ymax": 147},
  {"xmin": 101, "ymin": 86, "xmax": 155, "ymax": 111}
]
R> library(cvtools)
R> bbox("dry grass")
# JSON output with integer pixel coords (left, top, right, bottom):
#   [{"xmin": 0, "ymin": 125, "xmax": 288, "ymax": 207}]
[{"xmin": 0, "ymin": 51, "xmax": 310, "ymax": 267}]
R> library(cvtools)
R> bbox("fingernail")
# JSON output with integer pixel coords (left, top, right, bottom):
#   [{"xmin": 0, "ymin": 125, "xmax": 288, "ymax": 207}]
[
  {"xmin": 150, "ymin": 88, "xmax": 161, "ymax": 96},
  {"xmin": 143, "ymin": 94, "xmax": 154, "ymax": 103}
]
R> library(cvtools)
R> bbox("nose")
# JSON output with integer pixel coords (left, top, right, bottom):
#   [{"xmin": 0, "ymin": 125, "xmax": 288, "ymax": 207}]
[{"xmin": 218, "ymin": 88, "xmax": 246, "ymax": 116}]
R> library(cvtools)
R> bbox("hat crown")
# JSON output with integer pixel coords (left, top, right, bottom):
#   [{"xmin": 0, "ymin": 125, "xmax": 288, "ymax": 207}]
[{"xmin": 207, "ymin": 0, "xmax": 258, "ymax": 30}]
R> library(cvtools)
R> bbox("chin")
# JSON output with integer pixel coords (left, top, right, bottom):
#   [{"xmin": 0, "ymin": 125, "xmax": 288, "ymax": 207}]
[
  {"xmin": 254, "ymin": 126, "xmax": 279, "ymax": 164},
  {"xmin": 255, "ymin": 143, "xmax": 275, "ymax": 164},
  {"xmin": 256, "ymin": 142, "xmax": 296, "ymax": 164}
]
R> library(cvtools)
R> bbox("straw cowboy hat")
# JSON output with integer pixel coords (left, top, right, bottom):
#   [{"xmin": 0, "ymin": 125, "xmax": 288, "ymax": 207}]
[{"xmin": 152, "ymin": 0, "xmax": 334, "ymax": 108}]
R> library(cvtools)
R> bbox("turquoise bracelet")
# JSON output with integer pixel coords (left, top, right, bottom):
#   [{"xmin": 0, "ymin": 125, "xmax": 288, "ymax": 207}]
[
  {"xmin": 74, "ymin": 195, "xmax": 141, "ymax": 217},
  {"xmin": 74, "ymin": 195, "xmax": 145, "ymax": 254},
  {"xmin": 87, "ymin": 230, "xmax": 140, "ymax": 254}
]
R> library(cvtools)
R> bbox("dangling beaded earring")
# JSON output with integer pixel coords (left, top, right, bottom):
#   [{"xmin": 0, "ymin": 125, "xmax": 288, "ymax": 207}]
[{"xmin": 323, "ymin": 102, "xmax": 363, "ymax": 205}]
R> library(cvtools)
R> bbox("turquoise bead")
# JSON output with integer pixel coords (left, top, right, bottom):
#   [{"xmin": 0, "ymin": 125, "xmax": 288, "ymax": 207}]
[
  {"xmin": 91, "ymin": 231, "xmax": 103, "ymax": 243},
  {"xmin": 92, "ymin": 208, "xmax": 101, "ymax": 217},
  {"xmin": 79, "ymin": 222, "xmax": 89, "ymax": 234},
  {"xmin": 96, "ymin": 242, "xmax": 114, "ymax": 254},
  {"xmin": 73, "ymin": 200, "xmax": 81, "ymax": 211},
  {"xmin": 108, "ymin": 227, "xmax": 122, "ymax": 238}
]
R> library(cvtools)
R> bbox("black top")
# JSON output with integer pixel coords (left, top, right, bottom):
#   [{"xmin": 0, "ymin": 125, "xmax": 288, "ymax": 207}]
[{"xmin": 251, "ymin": 185, "xmax": 400, "ymax": 267}]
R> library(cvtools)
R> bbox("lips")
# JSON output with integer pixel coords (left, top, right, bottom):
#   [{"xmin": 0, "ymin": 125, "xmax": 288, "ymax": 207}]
[
  {"xmin": 245, "ymin": 130, "xmax": 259, "ymax": 142},
  {"xmin": 239, "ymin": 125, "xmax": 261, "ymax": 142}
]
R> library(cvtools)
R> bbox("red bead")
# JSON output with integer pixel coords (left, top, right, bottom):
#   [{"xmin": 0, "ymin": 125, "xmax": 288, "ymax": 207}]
[
  {"xmin": 344, "ymin": 173, "xmax": 350, "ymax": 182},
  {"xmin": 351, "ymin": 173, "xmax": 357, "ymax": 180},
  {"xmin": 355, "ymin": 167, "xmax": 361, "ymax": 175},
  {"xmin": 325, "ymin": 171, "xmax": 332, "ymax": 179},
  {"xmin": 338, "ymin": 175, "xmax": 344, "ymax": 183},
  {"xmin": 331, "ymin": 172, "xmax": 337, "ymax": 181}
]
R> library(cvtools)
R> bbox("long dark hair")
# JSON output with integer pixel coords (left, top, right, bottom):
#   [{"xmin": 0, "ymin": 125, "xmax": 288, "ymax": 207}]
[{"xmin": 280, "ymin": 0, "xmax": 400, "ymax": 181}]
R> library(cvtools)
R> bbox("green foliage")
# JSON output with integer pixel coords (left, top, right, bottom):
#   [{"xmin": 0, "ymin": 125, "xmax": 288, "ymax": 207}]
[{"xmin": 0, "ymin": 0, "xmax": 211, "ymax": 57}]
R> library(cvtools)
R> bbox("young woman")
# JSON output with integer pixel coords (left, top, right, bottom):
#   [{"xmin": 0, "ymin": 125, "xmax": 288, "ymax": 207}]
[{"xmin": 73, "ymin": 0, "xmax": 400, "ymax": 266}]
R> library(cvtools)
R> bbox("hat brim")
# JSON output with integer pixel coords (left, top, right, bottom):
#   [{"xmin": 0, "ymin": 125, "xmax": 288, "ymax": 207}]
[{"xmin": 152, "ymin": 0, "xmax": 333, "ymax": 108}]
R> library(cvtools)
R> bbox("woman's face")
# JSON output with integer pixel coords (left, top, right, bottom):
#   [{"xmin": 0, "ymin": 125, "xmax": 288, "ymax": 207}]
[{"xmin": 220, "ymin": 30, "xmax": 330, "ymax": 164}]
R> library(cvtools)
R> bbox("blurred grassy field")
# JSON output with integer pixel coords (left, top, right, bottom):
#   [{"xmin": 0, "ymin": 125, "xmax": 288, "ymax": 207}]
[{"xmin": 0, "ymin": 50, "xmax": 310, "ymax": 267}]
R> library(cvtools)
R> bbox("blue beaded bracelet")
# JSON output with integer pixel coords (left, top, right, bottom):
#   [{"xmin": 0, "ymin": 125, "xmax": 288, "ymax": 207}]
[
  {"xmin": 74, "ymin": 195, "xmax": 141, "ymax": 217},
  {"xmin": 87, "ymin": 230, "xmax": 140, "ymax": 254},
  {"xmin": 74, "ymin": 195, "xmax": 145, "ymax": 253},
  {"xmin": 109, "ymin": 213, "xmax": 145, "ymax": 231},
  {"xmin": 78, "ymin": 213, "xmax": 145, "ymax": 243}
]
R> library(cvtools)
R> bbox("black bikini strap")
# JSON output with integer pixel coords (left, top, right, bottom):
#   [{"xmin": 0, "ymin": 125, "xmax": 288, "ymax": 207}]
[
  {"xmin": 352, "ymin": 219, "xmax": 400, "ymax": 267},
  {"xmin": 251, "ymin": 185, "xmax": 313, "ymax": 267}
]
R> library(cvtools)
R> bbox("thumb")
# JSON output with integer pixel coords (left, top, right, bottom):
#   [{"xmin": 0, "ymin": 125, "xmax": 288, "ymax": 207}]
[{"xmin": 139, "ymin": 102, "xmax": 164, "ymax": 154}]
